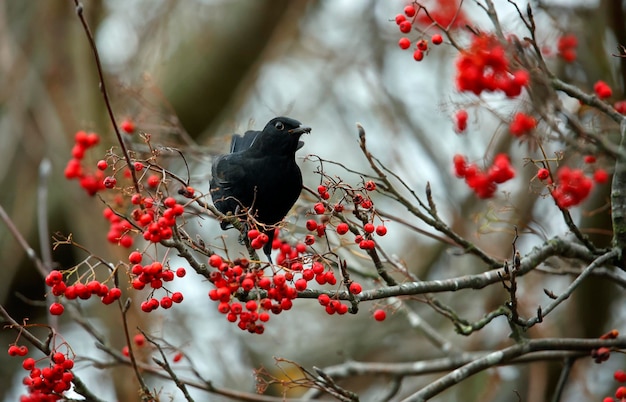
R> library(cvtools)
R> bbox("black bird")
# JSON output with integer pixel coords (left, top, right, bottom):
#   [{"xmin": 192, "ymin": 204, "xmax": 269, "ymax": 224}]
[{"xmin": 210, "ymin": 117, "xmax": 311, "ymax": 260}]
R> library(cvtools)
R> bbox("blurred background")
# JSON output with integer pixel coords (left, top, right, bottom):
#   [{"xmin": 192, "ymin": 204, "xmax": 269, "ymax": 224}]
[{"xmin": 1, "ymin": 0, "xmax": 625, "ymax": 401}]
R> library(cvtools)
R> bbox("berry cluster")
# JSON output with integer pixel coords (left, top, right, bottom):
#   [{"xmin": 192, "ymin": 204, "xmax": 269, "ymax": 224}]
[
  {"xmin": 45, "ymin": 270, "xmax": 122, "ymax": 315},
  {"xmin": 604, "ymin": 370, "xmax": 626, "ymax": 402},
  {"xmin": 65, "ymin": 124, "xmax": 191, "ymax": 250},
  {"xmin": 311, "ymin": 182, "xmax": 385, "ymax": 250},
  {"xmin": 127, "ymin": 251, "xmax": 185, "ymax": 312},
  {"xmin": 130, "ymin": 196, "xmax": 185, "ymax": 244},
  {"xmin": 509, "ymin": 112, "xmax": 537, "ymax": 137},
  {"xmin": 557, "ymin": 34, "xmax": 578, "ymax": 63},
  {"xmin": 395, "ymin": 5, "xmax": 444, "ymax": 62},
  {"xmin": 274, "ymin": 235, "xmax": 309, "ymax": 266},
  {"xmin": 247, "ymin": 229, "xmax": 270, "ymax": 250},
  {"xmin": 207, "ymin": 256, "xmax": 292, "ymax": 334},
  {"xmin": 455, "ymin": 34, "xmax": 530, "ymax": 97},
  {"xmin": 8, "ymin": 345, "xmax": 75, "ymax": 402},
  {"xmin": 64, "ymin": 131, "xmax": 105, "ymax": 196},
  {"xmin": 453, "ymin": 154, "xmax": 515, "ymax": 198},
  {"xmin": 550, "ymin": 167, "xmax": 593, "ymax": 208},
  {"xmin": 103, "ymin": 207, "xmax": 134, "ymax": 248}
]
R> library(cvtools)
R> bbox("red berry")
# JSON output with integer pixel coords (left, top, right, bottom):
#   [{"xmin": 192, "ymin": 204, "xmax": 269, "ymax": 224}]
[
  {"xmin": 120, "ymin": 119, "xmax": 135, "ymax": 134},
  {"xmin": 584, "ymin": 155, "xmax": 596, "ymax": 164},
  {"xmin": 431, "ymin": 34, "xmax": 443, "ymax": 45},
  {"xmin": 313, "ymin": 202, "xmax": 326, "ymax": 214},
  {"xmin": 375, "ymin": 225, "xmax": 387, "ymax": 236},
  {"xmin": 245, "ymin": 300, "xmax": 257, "ymax": 311},
  {"xmin": 107, "ymin": 287, "xmax": 122, "ymax": 300},
  {"xmin": 318, "ymin": 294, "xmax": 330, "ymax": 306},
  {"xmin": 295, "ymin": 278, "xmax": 308, "ymax": 291},
  {"xmin": 176, "ymin": 267, "xmax": 186, "ymax": 277},
  {"xmin": 312, "ymin": 262, "xmax": 325, "ymax": 274},
  {"xmin": 395, "ymin": 14, "xmax": 406, "ymax": 25},
  {"xmin": 133, "ymin": 334, "xmax": 146, "ymax": 347},
  {"xmin": 455, "ymin": 109, "xmax": 468, "ymax": 133},
  {"xmin": 17, "ymin": 345, "xmax": 28, "ymax": 356},
  {"xmin": 615, "ymin": 370, "xmax": 626, "ymax": 382},
  {"xmin": 305, "ymin": 234, "xmax": 315, "ymax": 245},
  {"xmin": 594, "ymin": 80, "xmax": 613, "ymax": 99},
  {"xmin": 22, "ymin": 357, "xmax": 36, "ymax": 370},
  {"xmin": 615, "ymin": 100, "xmax": 626, "ymax": 114},
  {"xmin": 160, "ymin": 296, "xmax": 173, "ymax": 309},
  {"xmin": 209, "ymin": 254, "xmax": 223, "ymax": 268},
  {"xmin": 147, "ymin": 175, "xmax": 160, "ymax": 188},
  {"xmin": 413, "ymin": 49, "xmax": 424, "ymax": 61},
  {"xmin": 537, "ymin": 168, "xmax": 550, "ymax": 181},
  {"xmin": 349, "ymin": 282, "xmax": 362, "ymax": 294},
  {"xmin": 52, "ymin": 352, "xmax": 65, "ymax": 364},
  {"xmin": 103, "ymin": 176, "xmax": 117, "ymax": 189},
  {"xmin": 49, "ymin": 302, "xmax": 64, "ymax": 316},
  {"xmin": 324, "ymin": 270, "xmax": 337, "ymax": 285},
  {"xmin": 365, "ymin": 180, "xmax": 377, "ymax": 191},
  {"xmin": 241, "ymin": 278, "xmax": 255, "ymax": 291},
  {"xmin": 173, "ymin": 352, "xmax": 183, "ymax": 362},
  {"xmin": 129, "ymin": 251, "xmax": 143, "ymax": 264},
  {"xmin": 594, "ymin": 169, "xmax": 609, "ymax": 184},
  {"xmin": 399, "ymin": 20, "xmax": 412, "ymax": 34},
  {"xmin": 172, "ymin": 292, "xmax": 184, "ymax": 303},
  {"xmin": 363, "ymin": 223, "xmax": 375, "ymax": 233},
  {"xmin": 45, "ymin": 270, "xmax": 63, "ymax": 286},
  {"xmin": 398, "ymin": 37, "xmax": 411, "ymax": 50},
  {"xmin": 509, "ymin": 112, "xmax": 537, "ymax": 137},
  {"xmin": 336, "ymin": 222, "xmax": 349, "ymax": 235},
  {"xmin": 306, "ymin": 219, "xmax": 318, "ymax": 231},
  {"xmin": 416, "ymin": 39, "xmax": 428, "ymax": 51},
  {"xmin": 404, "ymin": 5, "xmax": 416, "ymax": 17},
  {"xmin": 373, "ymin": 309, "xmax": 386, "ymax": 321},
  {"xmin": 317, "ymin": 185, "xmax": 327, "ymax": 194},
  {"xmin": 96, "ymin": 160, "xmax": 108, "ymax": 170},
  {"xmin": 247, "ymin": 229, "xmax": 260, "ymax": 239},
  {"xmin": 8, "ymin": 345, "xmax": 20, "ymax": 356}
]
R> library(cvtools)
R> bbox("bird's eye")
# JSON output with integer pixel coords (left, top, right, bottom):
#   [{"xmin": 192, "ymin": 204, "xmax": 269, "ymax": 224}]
[{"xmin": 274, "ymin": 121, "xmax": 285, "ymax": 130}]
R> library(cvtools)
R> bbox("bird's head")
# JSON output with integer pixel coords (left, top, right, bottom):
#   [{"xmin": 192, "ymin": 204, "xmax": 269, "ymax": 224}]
[{"xmin": 253, "ymin": 117, "xmax": 311, "ymax": 154}]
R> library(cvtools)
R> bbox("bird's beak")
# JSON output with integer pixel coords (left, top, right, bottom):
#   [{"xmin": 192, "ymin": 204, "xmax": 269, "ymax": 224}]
[{"xmin": 289, "ymin": 126, "xmax": 312, "ymax": 136}]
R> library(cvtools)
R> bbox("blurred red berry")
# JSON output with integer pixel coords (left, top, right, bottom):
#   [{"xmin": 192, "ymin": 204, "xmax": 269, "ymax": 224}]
[
  {"xmin": 537, "ymin": 168, "xmax": 550, "ymax": 181},
  {"xmin": 594, "ymin": 169, "xmax": 609, "ymax": 184},
  {"xmin": 120, "ymin": 119, "xmax": 135, "ymax": 134},
  {"xmin": 404, "ymin": 5, "xmax": 416, "ymax": 17},
  {"xmin": 373, "ymin": 309, "xmax": 386, "ymax": 321},
  {"xmin": 594, "ymin": 80, "xmax": 612, "ymax": 99}
]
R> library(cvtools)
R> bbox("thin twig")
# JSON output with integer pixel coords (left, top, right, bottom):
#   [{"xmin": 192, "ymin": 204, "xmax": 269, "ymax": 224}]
[{"xmin": 72, "ymin": 0, "xmax": 141, "ymax": 194}]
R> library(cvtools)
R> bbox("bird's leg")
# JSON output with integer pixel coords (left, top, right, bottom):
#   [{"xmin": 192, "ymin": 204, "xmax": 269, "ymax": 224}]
[{"xmin": 263, "ymin": 228, "xmax": 275, "ymax": 264}]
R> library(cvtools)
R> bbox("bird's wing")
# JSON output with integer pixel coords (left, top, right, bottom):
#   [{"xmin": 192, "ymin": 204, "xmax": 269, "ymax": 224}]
[
  {"xmin": 230, "ymin": 130, "xmax": 261, "ymax": 153},
  {"xmin": 210, "ymin": 153, "xmax": 247, "ymax": 191}
]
